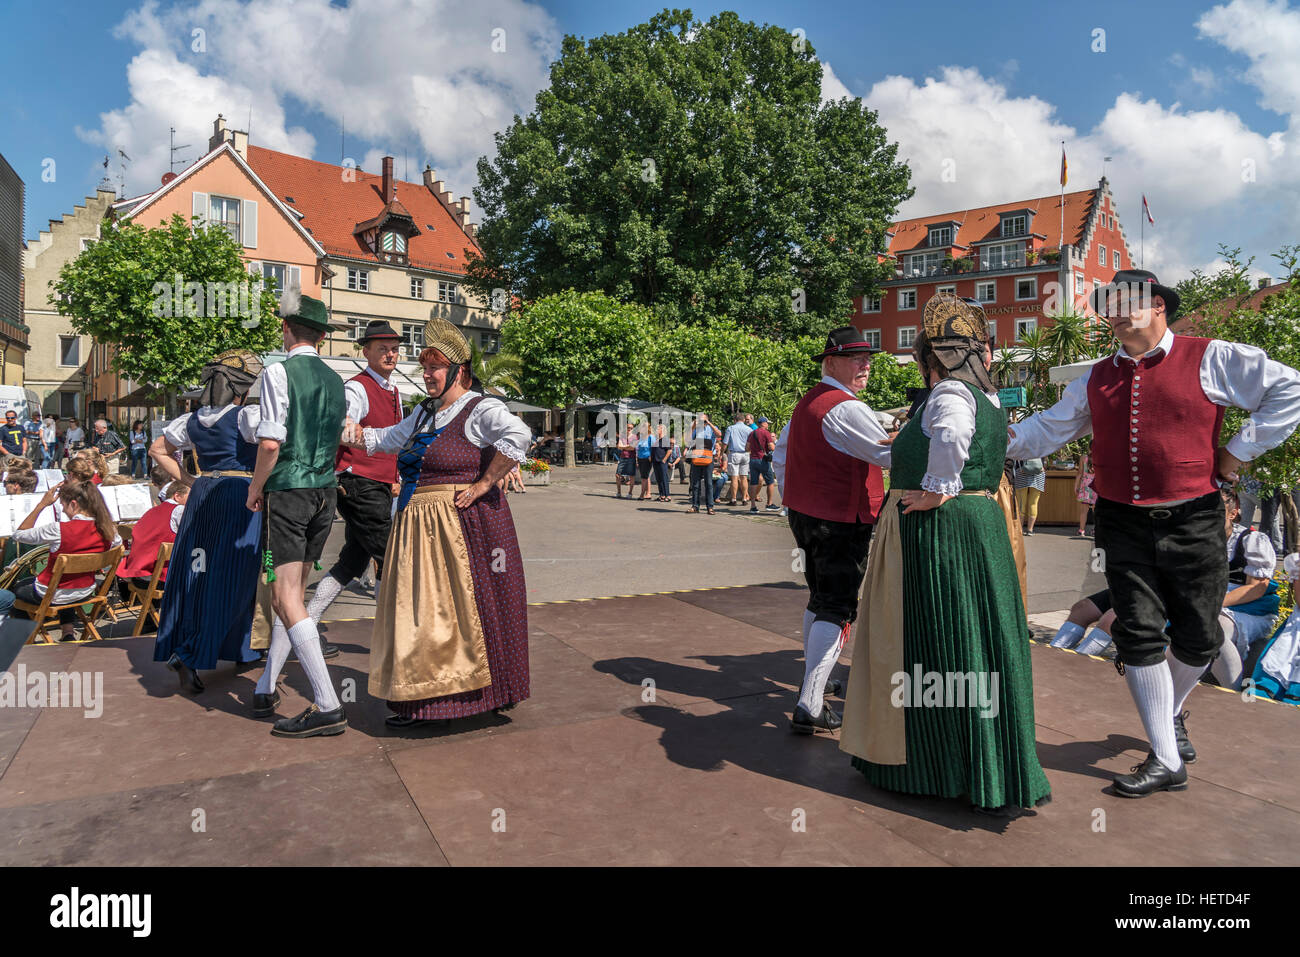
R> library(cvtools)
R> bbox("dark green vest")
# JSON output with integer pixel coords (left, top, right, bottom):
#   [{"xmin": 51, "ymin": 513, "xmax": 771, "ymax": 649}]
[
  {"xmin": 890, "ymin": 380, "xmax": 1006, "ymax": 493},
  {"xmin": 265, "ymin": 353, "xmax": 346, "ymax": 492}
]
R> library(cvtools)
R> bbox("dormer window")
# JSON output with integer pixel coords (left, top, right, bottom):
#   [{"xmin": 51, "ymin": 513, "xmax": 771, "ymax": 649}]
[
  {"xmin": 928, "ymin": 226, "xmax": 952, "ymax": 247},
  {"xmin": 1001, "ymin": 215, "xmax": 1027, "ymax": 237},
  {"xmin": 381, "ymin": 231, "xmax": 407, "ymax": 254}
]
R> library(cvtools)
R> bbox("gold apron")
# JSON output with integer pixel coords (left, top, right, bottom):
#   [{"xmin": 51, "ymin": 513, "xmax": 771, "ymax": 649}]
[
  {"xmin": 368, "ymin": 484, "xmax": 491, "ymax": 701},
  {"xmin": 998, "ymin": 474, "xmax": 1030, "ymax": 615}
]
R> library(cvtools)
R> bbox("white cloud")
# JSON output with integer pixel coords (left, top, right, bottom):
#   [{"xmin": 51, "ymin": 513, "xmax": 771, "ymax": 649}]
[
  {"xmin": 82, "ymin": 0, "xmax": 561, "ymax": 202},
  {"xmin": 1198, "ymin": 0, "xmax": 1300, "ymax": 116},
  {"xmin": 819, "ymin": 61, "xmax": 853, "ymax": 102}
]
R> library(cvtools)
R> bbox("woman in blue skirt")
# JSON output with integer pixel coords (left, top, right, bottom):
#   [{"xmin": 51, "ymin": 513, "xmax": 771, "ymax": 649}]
[{"xmin": 151, "ymin": 352, "xmax": 265, "ymax": 693}]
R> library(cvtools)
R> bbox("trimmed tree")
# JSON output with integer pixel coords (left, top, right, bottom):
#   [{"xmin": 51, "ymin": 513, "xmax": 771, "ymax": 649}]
[
  {"xmin": 53, "ymin": 213, "xmax": 280, "ymax": 415},
  {"xmin": 501, "ymin": 290, "xmax": 652, "ymax": 467},
  {"xmin": 465, "ymin": 8, "xmax": 912, "ymax": 337}
]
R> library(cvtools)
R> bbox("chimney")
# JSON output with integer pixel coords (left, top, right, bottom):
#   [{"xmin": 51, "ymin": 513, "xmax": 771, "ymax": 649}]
[
  {"xmin": 232, "ymin": 129, "xmax": 248, "ymax": 161},
  {"xmin": 208, "ymin": 114, "xmax": 228, "ymax": 153},
  {"xmin": 422, "ymin": 165, "xmax": 437, "ymax": 191},
  {"xmin": 440, "ymin": 189, "xmax": 454, "ymax": 208},
  {"xmin": 1258, "ymin": 276, "xmax": 1270, "ymax": 290},
  {"xmin": 381, "ymin": 156, "xmax": 395, "ymax": 203},
  {"xmin": 465, "ymin": 223, "xmax": 477, "ymax": 239},
  {"xmin": 457, "ymin": 196, "xmax": 471, "ymax": 224}
]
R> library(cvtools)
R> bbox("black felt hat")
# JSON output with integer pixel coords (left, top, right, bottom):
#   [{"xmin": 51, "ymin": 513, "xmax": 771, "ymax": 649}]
[
  {"xmin": 812, "ymin": 326, "xmax": 881, "ymax": 361},
  {"xmin": 1090, "ymin": 269, "xmax": 1181, "ymax": 318},
  {"xmin": 357, "ymin": 320, "xmax": 401, "ymax": 344}
]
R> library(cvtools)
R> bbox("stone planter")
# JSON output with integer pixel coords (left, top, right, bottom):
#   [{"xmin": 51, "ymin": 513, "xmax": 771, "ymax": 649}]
[{"xmin": 522, "ymin": 472, "xmax": 550, "ymax": 486}]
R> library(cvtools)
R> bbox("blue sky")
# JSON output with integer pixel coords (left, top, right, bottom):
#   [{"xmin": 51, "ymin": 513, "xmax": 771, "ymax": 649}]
[{"xmin": 4, "ymin": 0, "xmax": 1298, "ymax": 281}]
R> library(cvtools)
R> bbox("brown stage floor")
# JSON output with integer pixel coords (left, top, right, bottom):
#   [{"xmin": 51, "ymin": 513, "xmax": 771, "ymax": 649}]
[{"xmin": 1, "ymin": 583, "xmax": 1296, "ymax": 866}]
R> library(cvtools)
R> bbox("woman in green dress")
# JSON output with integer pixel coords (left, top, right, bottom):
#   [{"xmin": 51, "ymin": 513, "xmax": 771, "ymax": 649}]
[{"xmin": 840, "ymin": 294, "xmax": 1050, "ymax": 814}]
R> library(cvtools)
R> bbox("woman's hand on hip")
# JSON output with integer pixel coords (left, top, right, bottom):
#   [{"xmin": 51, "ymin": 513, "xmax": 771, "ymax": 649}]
[
  {"xmin": 900, "ymin": 489, "xmax": 953, "ymax": 513},
  {"xmin": 455, "ymin": 479, "xmax": 491, "ymax": 509}
]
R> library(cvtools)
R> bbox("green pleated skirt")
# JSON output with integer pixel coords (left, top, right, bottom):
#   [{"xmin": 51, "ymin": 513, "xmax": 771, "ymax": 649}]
[{"xmin": 852, "ymin": 493, "xmax": 1051, "ymax": 809}]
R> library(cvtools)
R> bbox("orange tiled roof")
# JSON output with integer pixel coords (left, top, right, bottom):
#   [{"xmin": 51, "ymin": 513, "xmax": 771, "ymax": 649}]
[
  {"xmin": 246, "ymin": 145, "xmax": 480, "ymax": 275},
  {"xmin": 887, "ymin": 188, "xmax": 1098, "ymax": 256}
]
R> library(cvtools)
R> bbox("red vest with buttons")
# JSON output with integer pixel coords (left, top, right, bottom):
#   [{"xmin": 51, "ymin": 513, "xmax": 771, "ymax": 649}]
[
  {"xmin": 335, "ymin": 371, "xmax": 400, "ymax": 483},
  {"xmin": 117, "ymin": 502, "xmax": 178, "ymax": 581},
  {"xmin": 781, "ymin": 383, "xmax": 885, "ymax": 524},
  {"xmin": 1087, "ymin": 335, "xmax": 1225, "ymax": 505},
  {"xmin": 37, "ymin": 520, "xmax": 112, "ymax": 593}
]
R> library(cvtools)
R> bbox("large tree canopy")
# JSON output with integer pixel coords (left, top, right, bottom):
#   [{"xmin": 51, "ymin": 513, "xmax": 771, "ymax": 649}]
[
  {"xmin": 53, "ymin": 213, "xmax": 280, "ymax": 412},
  {"xmin": 465, "ymin": 8, "xmax": 913, "ymax": 338}
]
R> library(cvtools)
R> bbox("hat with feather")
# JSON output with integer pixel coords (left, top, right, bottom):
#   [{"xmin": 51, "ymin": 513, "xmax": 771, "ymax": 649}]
[{"xmin": 276, "ymin": 284, "xmax": 331, "ymax": 332}]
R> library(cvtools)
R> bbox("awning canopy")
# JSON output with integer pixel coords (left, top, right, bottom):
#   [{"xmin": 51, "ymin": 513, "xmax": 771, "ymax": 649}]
[
  {"xmin": 1048, "ymin": 357, "xmax": 1103, "ymax": 384},
  {"xmin": 505, "ymin": 400, "xmax": 550, "ymax": 414}
]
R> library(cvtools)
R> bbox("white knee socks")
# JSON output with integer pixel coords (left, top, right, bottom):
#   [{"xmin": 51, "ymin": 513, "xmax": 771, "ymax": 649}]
[
  {"xmin": 802, "ymin": 609, "xmax": 815, "ymax": 644},
  {"xmin": 1074, "ymin": 628, "xmax": 1112, "ymax": 656},
  {"xmin": 255, "ymin": 617, "xmax": 291, "ymax": 696},
  {"xmin": 1123, "ymin": 660, "xmax": 1182, "ymax": 771},
  {"xmin": 1168, "ymin": 654, "xmax": 1208, "ymax": 716},
  {"xmin": 306, "ymin": 574, "xmax": 345, "ymax": 624},
  {"xmin": 1051, "ymin": 621, "xmax": 1085, "ymax": 648},
  {"xmin": 288, "ymin": 618, "xmax": 340, "ymax": 712},
  {"xmin": 798, "ymin": 619, "xmax": 845, "ymax": 716}
]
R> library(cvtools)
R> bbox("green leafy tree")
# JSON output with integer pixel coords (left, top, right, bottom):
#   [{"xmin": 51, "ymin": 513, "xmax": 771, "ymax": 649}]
[
  {"xmin": 1172, "ymin": 245, "xmax": 1254, "ymax": 320},
  {"xmin": 53, "ymin": 213, "xmax": 280, "ymax": 414},
  {"xmin": 1181, "ymin": 246, "xmax": 1300, "ymax": 542},
  {"xmin": 465, "ymin": 8, "xmax": 913, "ymax": 337},
  {"xmin": 501, "ymin": 290, "xmax": 652, "ymax": 467},
  {"xmin": 860, "ymin": 351, "xmax": 924, "ymax": 412}
]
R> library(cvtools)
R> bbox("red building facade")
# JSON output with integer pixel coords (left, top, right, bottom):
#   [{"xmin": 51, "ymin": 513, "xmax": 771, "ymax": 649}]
[{"xmin": 851, "ymin": 176, "xmax": 1133, "ymax": 355}]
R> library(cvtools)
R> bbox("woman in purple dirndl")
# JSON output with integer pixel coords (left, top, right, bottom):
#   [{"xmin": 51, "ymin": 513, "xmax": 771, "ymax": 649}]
[{"xmin": 344, "ymin": 319, "xmax": 532, "ymax": 728}]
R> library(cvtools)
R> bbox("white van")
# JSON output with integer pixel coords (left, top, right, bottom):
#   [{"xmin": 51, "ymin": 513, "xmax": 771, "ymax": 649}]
[{"xmin": 0, "ymin": 386, "xmax": 42, "ymax": 422}]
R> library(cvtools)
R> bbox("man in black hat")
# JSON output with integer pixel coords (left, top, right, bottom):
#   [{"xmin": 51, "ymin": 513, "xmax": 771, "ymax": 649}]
[
  {"xmin": 1009, "ymin": 269, "xmax": 1300, "ymax": 796},
  {"xmin": 773, "ymin": 326, "xmax": 894, "ymax": 733},
  {"xmin": 305, "ymin": 320, "xmax": 405, "ymax": 627}
]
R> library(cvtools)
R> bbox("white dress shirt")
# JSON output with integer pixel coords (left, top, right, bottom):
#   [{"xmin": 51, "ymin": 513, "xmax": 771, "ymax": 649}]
[
  {"xmin": 162, "ymin": 404, "xmax": 261, "ymax": 451},
  {"xmin": 917, "ymin": 378, "xmax": 1002, "ymax": 496},
  {"xmin": 344, "ymin": 365, "xmax": 397, "ymax": 423},
  {"xmin": 363, "ymin": 391, "xmax": 532, "ymax": 463},
  {"xmin": 773, "ymin": 375, "xmax": 892, "ymax": 490},
  {"xmin": 1007, "ymin": 329, "xmax": 1300, "ymax": 505},
  {"xmin": 254, "ymin": 344, "xmax": 320, "ymax": 443}
]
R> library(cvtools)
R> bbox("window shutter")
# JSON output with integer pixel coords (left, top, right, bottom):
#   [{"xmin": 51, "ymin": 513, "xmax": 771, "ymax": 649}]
[
  {"xmin": 242, "ymin": 200, "xmax": 258, "ymax": 248},
  {"xmin": 192, "ymin": 191, "xmax": 208, "ymax": 224},
  {"xmin": 288, "ymin": 265, "xmax": 301, "ymax": 292}
]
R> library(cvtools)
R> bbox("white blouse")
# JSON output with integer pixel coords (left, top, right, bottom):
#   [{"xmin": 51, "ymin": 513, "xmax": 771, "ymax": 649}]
[
  {"xmin": 162, "ymin": 404, "xmax": 261, "ymax": 451},
  {"xmin": 1227, "ymin": 523, "xmax": 1278, "ymax": 580},
  {"xmin": 918, "ymin": 378, "xmax": 1002, "ymax": 497},
  {"xmin": 363, "ymin": 391, "xmax": 531, "ymax": 463}
]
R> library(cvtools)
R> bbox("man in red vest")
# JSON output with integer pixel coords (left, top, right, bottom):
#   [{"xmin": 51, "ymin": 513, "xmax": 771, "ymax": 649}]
[
  {"xmin": 1009, "ymin": 269, "xmax": 1300, "ymax": 796},
  {"xmin": 774, "ymin": 327, "xmax": 894, "ymax": 734},
  {"xmin": 306, "ymin": 320, "xmax": 404, "ymax": 627}
]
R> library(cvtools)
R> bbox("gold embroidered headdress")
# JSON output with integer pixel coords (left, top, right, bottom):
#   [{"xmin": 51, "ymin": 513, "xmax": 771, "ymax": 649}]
[
  {"xmin": 198, "ymin": 349, "xmax": 264, "ymax": 407},
  {"xmin": 422, "ymin": 318, "xmax": 471, "ymax": 365},
  {"xmin": 916, "ymin": 293, "xmax": 995, "ymax": 393}
]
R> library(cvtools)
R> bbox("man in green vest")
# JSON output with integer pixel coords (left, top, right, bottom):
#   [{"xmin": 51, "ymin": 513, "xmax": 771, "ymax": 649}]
[{"xmin": 247, "ymin": 289, "xmax": 349, "ymax": 738}]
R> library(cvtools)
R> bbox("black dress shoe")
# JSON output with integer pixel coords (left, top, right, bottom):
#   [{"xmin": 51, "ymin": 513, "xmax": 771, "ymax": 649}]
[
  {"xmin": 270, "ymin": 703, "xmax": 347, "ymax": 738},
  {"xmin": 287, "ymin": 636, "xmax": 339, "ymax": 662},
  {"xmin": 790, "ymin": 703, "xmax": 841, "ymax": 735},
  {"xmin": 385, "ymin": 714, "xmax": 448, "ymax": 729},
  {"xmin": 1173, "ymin": 711, "xmax": 1196, "ymax": 764},
  {"xmin": 166, "ymin": 653, "xmax": 205, "ymax": 694},
  {"xmin": 252, "ymin": 690, "xmax": 281, "ymax": 718},
  {"xmin": 823, "ymin": 678, "xmax": 844, "ymax": 698},
  {"xmin": 1113, "ymin": 752, "xmax": 1188, "ymax": 798}
]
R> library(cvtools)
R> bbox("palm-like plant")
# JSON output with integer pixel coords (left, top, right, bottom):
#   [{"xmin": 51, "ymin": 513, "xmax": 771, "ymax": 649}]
[
  {"xmin": 469, "ymin": 341, "xmax": 523, "ymax": 398},
  {"xmin": 1041, "ymin": 311, "xmax": 1090, "ymax": 368}
]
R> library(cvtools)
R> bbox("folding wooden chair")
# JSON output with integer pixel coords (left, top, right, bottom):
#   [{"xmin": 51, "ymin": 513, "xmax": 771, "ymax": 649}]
[
  {"xmin": 127, "ymin": 541, "xmax": 172, "ymax": 637},
  {"xmin": 103, "ymin": 523, "xmax": 135, "ymax": 623},
  {"xmin": 13, "ymin": 545, "xmax": 125, "ymax": 644}
]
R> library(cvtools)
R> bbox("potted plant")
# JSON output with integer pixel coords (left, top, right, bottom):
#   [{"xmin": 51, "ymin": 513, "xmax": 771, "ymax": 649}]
[
  {"xmin": 1043, "ymin": 248, "xmax": 1061, "ymax": 264},
  {"xmin": 1026, "ymin": 249, "xmax": 1039, "ymax": 265},
  {"xmin": 521, "ymin": 458, "xmax": 551, "ymax": 486}
]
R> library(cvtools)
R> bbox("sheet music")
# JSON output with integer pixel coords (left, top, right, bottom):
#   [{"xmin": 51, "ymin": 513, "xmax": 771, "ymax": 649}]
[
  {"xmin": 99, "ymin": 483, "xmax": 151, "ymax": 522},
  {"xmin": 0, "ymin": 494, "xmax": 57, "ymax": 538},
  {"xmin": 35, "ymin": 469, "xmax": 64, "ymax": 492}
]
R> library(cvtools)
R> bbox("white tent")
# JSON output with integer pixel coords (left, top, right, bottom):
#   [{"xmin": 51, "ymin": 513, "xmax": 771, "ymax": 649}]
[{"xmin": 1048, "ymin": 357, "xmax": 1103, "ymax": 384}]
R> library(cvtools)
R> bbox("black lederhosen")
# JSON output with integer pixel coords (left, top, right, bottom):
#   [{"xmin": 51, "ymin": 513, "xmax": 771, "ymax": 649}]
[
  {"xmin": 1094, "ymin": 491, "xmax": 1227, "ymax": 668},
  {"xmin": 787, "ymin": 508, "xmax": 875, "ymax": 626},
  {"xmin": 331, "ymin": 471, "xmax": 394, "ymax": 582}
]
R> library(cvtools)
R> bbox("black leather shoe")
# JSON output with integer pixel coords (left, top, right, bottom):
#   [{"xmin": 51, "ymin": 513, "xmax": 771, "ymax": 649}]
[
  {"xmin": 166, "ymin": 653, "xmax": 205, "ymax": 694},
  {"xmin": 271, "ymin": 703, "xmax": 347, "ymax": 738},
  {"xmin": 252, "ymin": 690, "xmax": 281, "ymax": 718},
  {"xmin": 790, "ymin": 703, "xmax": 841, "ymax": 734},
  {"xmin": 385, "ymin": 714, "xmax": 448, "ymax": 729},
  {"xmin": 823, "ymin": 678, "xmax": 844, "ymax": 698},
  {"xmin": 287, "ymin": 637, "xmax": 339, "ymax": 662},
  {"xmin": 1113, "ymin": 752, "xmax": 1188, "ymax": 798},
  {"xmin": 1173, "ymin": 711, "xmax": 1196, "ymax": 764}
]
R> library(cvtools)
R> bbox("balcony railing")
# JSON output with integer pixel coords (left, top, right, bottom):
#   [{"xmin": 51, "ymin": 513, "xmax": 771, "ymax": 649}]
[{"xmin": 892, "ymin": 246, "xmax": 1070, "ymax": 282}]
